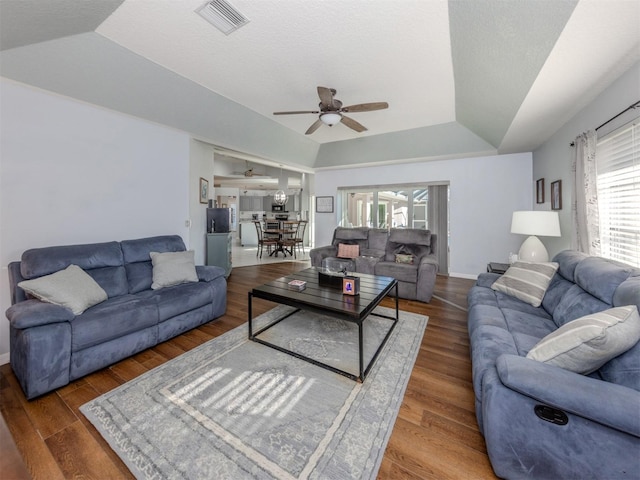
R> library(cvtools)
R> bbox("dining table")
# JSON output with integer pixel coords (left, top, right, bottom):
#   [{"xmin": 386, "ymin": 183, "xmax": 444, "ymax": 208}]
[{"xmin": 264, "ymin": 220, "xmax": 299, "ymax": 258}]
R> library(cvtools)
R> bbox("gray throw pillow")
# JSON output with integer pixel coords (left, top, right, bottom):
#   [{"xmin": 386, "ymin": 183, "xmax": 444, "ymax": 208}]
[
  {"xmin": 491, "ymin": 261, "xmax": 559, "ymax": 307},
  {"xmin": 150, "ymin": 250, "xmax": 198, "ymax": 290},
  {"xmin": 18, "ymin": 264, "xmax": 108, "ymax": 315},
  {"xmin": 526, "ymin": 305, "xmax": 640, "ymax": 374}
]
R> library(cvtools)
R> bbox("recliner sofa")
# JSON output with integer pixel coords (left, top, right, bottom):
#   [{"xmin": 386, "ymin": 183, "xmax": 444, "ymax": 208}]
[
  {"xmin": 467, "ymin": 250, "xmax": 640, "ymax": 479},
  {"xmin": 310, "ymin": 227, "xmax": 438, "ymax": 302},
  {"xmin": 6, "ymin": 235, "xmax": 227, "ymax": 399}
]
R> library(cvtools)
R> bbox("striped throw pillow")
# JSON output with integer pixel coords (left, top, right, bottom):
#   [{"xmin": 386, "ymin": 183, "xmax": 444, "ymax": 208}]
[
  {"xmin": 526, "ymin": 305, "xmax": 640, "ymax": 374},
  {"xmin": 491, "ymin": 261, "xmax": 558, "ymax": 307}
]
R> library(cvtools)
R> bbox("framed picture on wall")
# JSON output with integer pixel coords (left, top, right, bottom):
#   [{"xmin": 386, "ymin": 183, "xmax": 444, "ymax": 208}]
[
  {"xmin": 551, "ymin": 180, "xmax": 562, "ymax": 210},
  {"xmin": 199, "ymin": 177, "xmax": 209, "ymax": 204},
  {"xmin": 316, "ymin": 196, "xmax": 334, "ymax": 213},
  {"xmin": 536, "ymin": 178, "xmax": 545, "ymax": 204}
]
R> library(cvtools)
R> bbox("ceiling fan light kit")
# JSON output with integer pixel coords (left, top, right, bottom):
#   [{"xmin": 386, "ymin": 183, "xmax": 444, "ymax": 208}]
[
  {"xmin": 273, "ymin": 86, "xmax": 388, "ymax": 135},
  {"xmin": 320, "ymin": 112, "xmax": 342, "ymax": 126}
]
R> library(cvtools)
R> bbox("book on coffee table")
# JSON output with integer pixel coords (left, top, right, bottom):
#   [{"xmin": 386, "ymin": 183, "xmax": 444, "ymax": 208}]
[{"xmin": 287, "ymin": 279, "xmax": 307, "ymax": 291}]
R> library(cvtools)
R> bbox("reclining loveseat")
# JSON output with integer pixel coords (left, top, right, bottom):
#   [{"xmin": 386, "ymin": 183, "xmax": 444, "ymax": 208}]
[
  {"xmin": 6, "ymin": 235, "xmax": 227, "ymax": 399},
  {"xmin": 310, "ymin": 227, "xmax": 438, "ymax": 302}
]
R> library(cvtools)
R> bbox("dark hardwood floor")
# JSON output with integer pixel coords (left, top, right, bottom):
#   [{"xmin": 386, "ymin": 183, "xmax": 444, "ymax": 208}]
[{"xmin": 0, "ymin": 262, "xmax": 498, "ymax": 479}]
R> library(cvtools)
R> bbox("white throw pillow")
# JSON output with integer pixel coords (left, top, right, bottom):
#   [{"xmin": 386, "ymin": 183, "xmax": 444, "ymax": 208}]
[
  {"xmin": 18, "ymin": 264, "xmax": 108, "ymax": 315},
  {"xmin": 150, "ymin": 250, "xmax": 198, "ymax": 290},
  {"xmin": 526, "ymin": 305, "xmax": 640, "ymax": 374},
  {"xmin": 491, "ymin": 261, "xmax": 559, "ymax": 307}
]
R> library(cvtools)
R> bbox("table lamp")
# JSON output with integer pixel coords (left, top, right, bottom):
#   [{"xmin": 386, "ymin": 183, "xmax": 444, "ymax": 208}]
[{"xmin": 511, "ymin": 211, "xmax": 561, "ymax": 262}]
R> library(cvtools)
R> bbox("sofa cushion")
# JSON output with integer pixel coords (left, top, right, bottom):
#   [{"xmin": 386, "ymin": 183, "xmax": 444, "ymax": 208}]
[
  {"xmin": 384, "ymin": 229, "xmax": 431, "ymax": 263},
  {"xmin": 598, "ymin": 337, "xmax": 640, "ymax": 391},
  {"xmin": 552, "ymin": 250, "xmax": 589, "ymax": 282},
  {"xmin": 337, "ymin": 243, "xmax": 360, "ymax": 259},
  {"xmin": 18, "ymin": 265, "xmax": 108, "ymax": 315},
  {"xmin": 121, "ymin": 236, "xmax": 187, "ymax": 293},
  {"xmin": 526, "ymin": 306, "xmax": 640, "ymax": 374},
  {"xmin": 574, "ymin": 257, "xmax": 635, "ymax": 305},
  {"xmin": 139, "ymin": 282, "xmax": 214, "ymax": 322},
  {"xmin": 375, "ymin": 262, "xmax": 417, "ymax": 283},
  {"xmin": 367, "ymin": 229, "xmax": 389, "ymax": 252},
  {"xmin": 491, "ymin": 261, "xmax": 559, "ymax": 308},
  {"xmin": 552, "ymin": 284, "xmax": 610, "ymax": 327},
  {"xmin": 150, "ymin": 250, "xmax": 198, "ymax": 290},
  {"xmin": 333, "ymin": 227, "xmax": 369, "ymax": 242},
  {"xmin": 20, "ymin": 241, "xmax": 123, "ymax": 279},
  {"xmin": 71, "ymin": 295, "xmax": 158, "ymax": 351}
]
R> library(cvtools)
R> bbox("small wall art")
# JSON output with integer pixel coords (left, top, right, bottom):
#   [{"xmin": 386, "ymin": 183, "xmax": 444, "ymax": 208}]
[
  {"xmin": 536, "ymin": 178, "xmax": 545, "ymax": 204},
  {"xmin": 316, "ymin": 196, "xmax": 334, "ymax": 213},
  {"xmin": 551, "ymin": 180, "xmax": 562, "ymax": 210},
  {"xmin": 199, "ymin": 178, "xmax": 209, "ymax": 204}
]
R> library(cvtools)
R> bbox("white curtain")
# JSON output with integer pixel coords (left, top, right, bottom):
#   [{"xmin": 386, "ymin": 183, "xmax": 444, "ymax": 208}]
[{"xmin": 571, "ymin": 130, "xmax": 600, "ymax": 254}]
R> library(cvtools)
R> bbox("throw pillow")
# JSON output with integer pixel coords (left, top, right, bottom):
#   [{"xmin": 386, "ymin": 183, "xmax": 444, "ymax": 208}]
[
  {"xmin": 526, "ymin": 305, "xmax": 640, "ymax": 374},
  {"xmin": 337, "ymin": 243, "xmax": 360, "ymax": 259},
  {"xmin": 395, "ymin": 253, "xmax": 414, "ymax": 264},
  {"xmin": 150, "ymin": 250, "xmax": 198, "ymax": 290},
  {"xmin": 18, "ymin": 264, "xmax": 108, "ymax": 315},
  {"xmin": 491, "ymin": 261, "xmax": 559, "ymax": 307}
]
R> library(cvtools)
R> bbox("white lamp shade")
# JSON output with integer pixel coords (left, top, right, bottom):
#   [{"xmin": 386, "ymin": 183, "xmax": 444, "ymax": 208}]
[
  {"xmin": 320, "ymin": 113, "xmax": 342, "ymax": 126},
  {"xmin": 511, "ymin": 211, "xmax": 561, "ymax": 237}
]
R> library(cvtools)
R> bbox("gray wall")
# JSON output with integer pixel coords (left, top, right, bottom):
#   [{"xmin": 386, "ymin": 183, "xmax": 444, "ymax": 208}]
[{"xmin": 532, "ymin": 61, "xmax": 640, "ymax": 259}]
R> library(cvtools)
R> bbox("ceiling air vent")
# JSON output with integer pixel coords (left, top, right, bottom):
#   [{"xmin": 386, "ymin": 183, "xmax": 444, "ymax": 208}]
[{"xmin": 196, "ymin": 0, "xmax": 249, "ymax": 35}]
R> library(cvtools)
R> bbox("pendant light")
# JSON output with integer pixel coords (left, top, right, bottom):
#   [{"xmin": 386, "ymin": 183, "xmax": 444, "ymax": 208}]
[{"xmin": 273, "ymin": 165, "xmax": 287, "ymax": 205}]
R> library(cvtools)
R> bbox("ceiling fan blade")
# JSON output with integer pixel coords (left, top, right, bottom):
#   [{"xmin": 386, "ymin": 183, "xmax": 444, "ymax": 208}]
[
  {"xmin": 305, "ymin": 119, "xmax": 323, "ymax": 135},
  {"xmin": 341, "ymin": 115, "xmax": 367, "ymax": 132},
  {"xmin": 342, "ymin": 102, "xmax": 389, "ymax": 113},
  {"xmin": 273, "ymin": 110, "xmax": 319, "ymax": 115},
  {"xmin": 317, "ymin": 86, "xmax": 335, "ymax": 109}
]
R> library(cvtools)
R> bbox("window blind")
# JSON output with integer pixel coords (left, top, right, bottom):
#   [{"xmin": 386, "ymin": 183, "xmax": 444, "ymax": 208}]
[{"xmin": 596, "ymin": 119, "xmax": 639, "ymax": 267}]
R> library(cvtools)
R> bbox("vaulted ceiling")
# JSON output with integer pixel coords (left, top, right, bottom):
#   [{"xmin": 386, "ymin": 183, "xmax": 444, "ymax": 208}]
[{"xmin": 1, "ymin": 0, "xmax": 639, "ymax": 170}]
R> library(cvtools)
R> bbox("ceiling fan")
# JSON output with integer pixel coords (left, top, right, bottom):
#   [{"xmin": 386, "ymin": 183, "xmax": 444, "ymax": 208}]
[{"xmin": 273, "ymin": 86, "xmax": 389, "ymax": 135}]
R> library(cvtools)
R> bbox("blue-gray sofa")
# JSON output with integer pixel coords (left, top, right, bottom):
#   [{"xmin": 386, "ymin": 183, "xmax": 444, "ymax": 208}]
[
  {"xmin": 468, "ymin": 250, "xmax": 640, "ymax": 479},
  {"xmin": 310, "ymin": 227, "xmax": 438, "ymax": 302},
  {"xmin": 6, "ymin": 235, "xmax": 227, "ymax": 399}
]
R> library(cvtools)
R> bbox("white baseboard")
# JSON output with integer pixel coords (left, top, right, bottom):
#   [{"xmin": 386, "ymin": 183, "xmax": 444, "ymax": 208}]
[{"xmin": 0, "ymin": 352, "xmax": 9, "ymax": 366}]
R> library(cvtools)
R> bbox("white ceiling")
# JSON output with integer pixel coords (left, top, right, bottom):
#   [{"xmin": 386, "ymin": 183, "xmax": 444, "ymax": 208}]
[{"xmin": 1, "ymin": 0, "xmax": 639, "ymax": 169}]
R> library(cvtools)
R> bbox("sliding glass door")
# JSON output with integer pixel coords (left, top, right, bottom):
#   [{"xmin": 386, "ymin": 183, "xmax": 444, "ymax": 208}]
[{"xmin": 338, "ymin": 183, "xmax": 449, "ymax": 273}]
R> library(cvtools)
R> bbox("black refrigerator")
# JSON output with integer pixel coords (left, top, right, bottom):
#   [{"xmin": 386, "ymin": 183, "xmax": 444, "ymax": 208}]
[{"xmin": 206, "ymin": 208, "xmax": 230, "ymax": 233}]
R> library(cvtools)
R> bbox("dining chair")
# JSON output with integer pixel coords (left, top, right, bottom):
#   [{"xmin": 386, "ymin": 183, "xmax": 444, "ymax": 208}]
[
  {"xmin": 254, "ymin": 221, "xmax": 278, "ymax": 258},
  {"xmin": 294, "ymin": 220, "xmax": 308, "ymax": 255}
]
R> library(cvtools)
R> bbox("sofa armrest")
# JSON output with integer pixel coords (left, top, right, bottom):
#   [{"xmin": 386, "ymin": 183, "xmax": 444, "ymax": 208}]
[
  {"xmin": 416, "ymin": 255, "xmax": 438, "ymax": 302},
  {"xmin": 476, "ymin": 272, "xmax": 501, "ymax": 288},
  {"xmin": 309, "ymin": 246, "xmax": 338, "ymax": 267},
  {"xmin": 497, "ymin": 354, "xmax": 640, "ymax": 437},
  {"xmin": 6, "ymin": 300, "xmax": 75, "ymax": 329},
  {"xmin": 196, "ymin": 265, "xmax": 226, "ymax": 282}
]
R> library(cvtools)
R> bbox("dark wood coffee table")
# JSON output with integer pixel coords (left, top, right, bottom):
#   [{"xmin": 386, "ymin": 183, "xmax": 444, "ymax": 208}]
[{"xmin": 248, "ymin": 267, "xmax": 398, "ymax": 382}]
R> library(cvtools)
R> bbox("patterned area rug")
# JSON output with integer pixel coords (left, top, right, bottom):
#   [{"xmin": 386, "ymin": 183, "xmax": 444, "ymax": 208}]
[{"xmin": 81, "ymin": 305, "xmax": 428, "ymax": 479}]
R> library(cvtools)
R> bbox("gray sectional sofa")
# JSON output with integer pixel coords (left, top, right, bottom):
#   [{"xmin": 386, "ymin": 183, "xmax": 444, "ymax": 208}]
[
  {"xmin": 310, "ymin": 227, "xmax": 438, "ymax": 302},
  {"xmin": 467, "ymin": 250, "xmax": 640, "ymax": 479},
  {"xmin": 6, "ymin": 235, "xmax": 227, "ymax": 399}
]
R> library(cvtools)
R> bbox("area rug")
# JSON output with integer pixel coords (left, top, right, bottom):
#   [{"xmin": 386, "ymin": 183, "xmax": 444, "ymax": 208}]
[{"xmin": 80, "ymin": 305, "xmax": 428, "ymax": 480}]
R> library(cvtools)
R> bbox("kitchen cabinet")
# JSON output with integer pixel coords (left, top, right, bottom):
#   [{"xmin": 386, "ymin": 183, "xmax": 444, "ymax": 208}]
[
  {"xmin": 206, "ymin": 233, "xmax": 232, "ymax": 277},
  {"xmin": 240, "ymin": 222, "xmax": 258, "ymax": 246},
  {"xmin": 240, "ymin": 196, "xmax": 263, "ymax": 212}
]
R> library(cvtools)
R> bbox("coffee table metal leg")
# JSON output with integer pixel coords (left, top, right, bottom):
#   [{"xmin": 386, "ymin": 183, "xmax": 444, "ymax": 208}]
[
  {"xmin": 359, "ymin": 322, "xmax": 364, "ymax": 381},
  {"xmin": 248, "ymin": 291, "xmax": 253, "ymax": 339}
]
